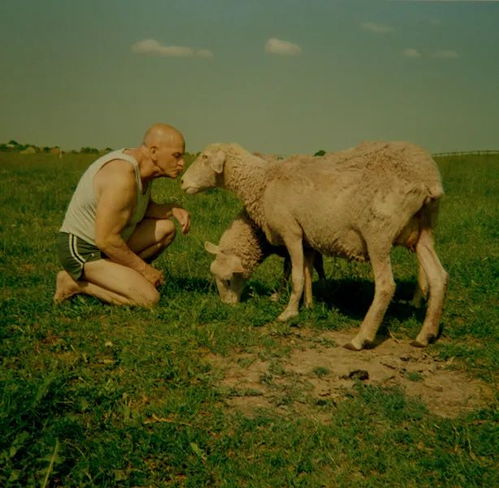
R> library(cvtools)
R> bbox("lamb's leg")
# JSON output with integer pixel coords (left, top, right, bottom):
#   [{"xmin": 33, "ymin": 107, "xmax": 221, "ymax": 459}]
[
  {"xmin": 412, "ymin": 228, "xmax": 448, "ymax": 347},
  {"xmin": 346, "ymin": 249, "xmax": 395, "ymax": 351},
  {"xmin": 313, "ymin": 251, "xmax": 326, "ymax": 282},
  {"xmin": 313, "ymin": 251, "xmax": 327, "ymax": 297},
  {"xmin": 411, "ymin": 263, "xmax": 428, "ymax": 308},
  {"xmin": 283, "ymin": 255, "xmax": 291, "ymax": 282},
  {"xmin": 277, "ymin": 238, "xmax": 304, "ymax": 321},
  {"xmin": 303, "ymin": 249, "xmax": 314, "ymax": 308}
]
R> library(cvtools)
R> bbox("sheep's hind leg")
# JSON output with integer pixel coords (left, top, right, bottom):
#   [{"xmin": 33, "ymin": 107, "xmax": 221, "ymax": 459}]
[
  {"xmin": 277, "ymin": 238, "xmax": 304, "ymax": 322},
  {"xmin": 345, "ymin": 249, "xmax": 395, "ymax": 351},
  {"xmin": 411, "ymin": 263, "xmax": 428, "ymax": 308},
  {"xmin": 412, "ymin": 229, "xmax": 448, "ymax": 347}
]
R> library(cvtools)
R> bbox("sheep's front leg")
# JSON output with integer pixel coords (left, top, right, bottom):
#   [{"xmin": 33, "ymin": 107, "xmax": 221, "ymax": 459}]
[
  {"xmin": 270, "ymin": 255, "xmax": 291, "ymax": 302},
  {"xmin": 346, "ymin": 248, "xmax": 395, "ymax": 351},
  {"xmin": 277, "ymin": 238, "xmax": 304, "ymax": 322}
]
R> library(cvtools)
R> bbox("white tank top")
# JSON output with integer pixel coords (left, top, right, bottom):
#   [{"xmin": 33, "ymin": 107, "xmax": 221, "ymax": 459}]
[{"xmin": 60, "ymin": 149, "xmax": 151, "ymax": 244}]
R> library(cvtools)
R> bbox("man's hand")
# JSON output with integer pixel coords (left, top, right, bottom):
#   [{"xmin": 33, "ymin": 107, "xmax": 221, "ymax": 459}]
[
  {"xmin": 143, "ymin": 265, "xmax": 165, "ymax": 288},
  {"xmin": 172, "ymin": 207, "xmax": 191, "ymax": 234}
]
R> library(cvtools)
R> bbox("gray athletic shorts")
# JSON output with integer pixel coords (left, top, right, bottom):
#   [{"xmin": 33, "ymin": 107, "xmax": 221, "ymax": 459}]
[{"xmin": 57, "ymin": 232, "xmax": 104, "ymax": 281}]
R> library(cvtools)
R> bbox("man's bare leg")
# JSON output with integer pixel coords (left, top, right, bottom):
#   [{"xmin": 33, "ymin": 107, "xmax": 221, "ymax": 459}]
[
  {"xmin": 54, "ymin": 219, "xmax": 175, "ymax": 306},
  {"xmin": 54, "ymin": 259, "xmax": 160, "ymax": 306},
  {"xmin": 54, "ymin": 270, "xmax": 154, "ymax": 306},
  {"xmin": 127, "ymin": 218, "xmax": 176, "ymax": 262},
  {"xmin": 54, "ymin": 270, "xmax": 82, "ymax": 303}
]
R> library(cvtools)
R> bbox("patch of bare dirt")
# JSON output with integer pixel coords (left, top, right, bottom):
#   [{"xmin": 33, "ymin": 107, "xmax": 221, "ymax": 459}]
[{"xmin": 209, "ymin": 329, "xmax": 492, "ymax": 419}]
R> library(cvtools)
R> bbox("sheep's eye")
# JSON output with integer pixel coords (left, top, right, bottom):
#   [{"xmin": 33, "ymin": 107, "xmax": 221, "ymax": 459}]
[{"xmin": 202, "ymin": 154, "xmax": 208, "ymax": 160}]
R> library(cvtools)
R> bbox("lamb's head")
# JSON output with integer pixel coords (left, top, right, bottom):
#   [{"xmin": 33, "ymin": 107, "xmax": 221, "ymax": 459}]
[
  {"xmin": 181, "ymin": 144, "xmax": 227, "ymax": 194},
  {"xmin": 204, "ymin": 241, "xmax": 246, "ymax": 304}
]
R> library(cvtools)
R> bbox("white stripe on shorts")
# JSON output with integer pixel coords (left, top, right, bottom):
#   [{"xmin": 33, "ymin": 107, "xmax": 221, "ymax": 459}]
[{"xmin": 69, "ymin": 234, "xmax": 85, "ymax": 265}]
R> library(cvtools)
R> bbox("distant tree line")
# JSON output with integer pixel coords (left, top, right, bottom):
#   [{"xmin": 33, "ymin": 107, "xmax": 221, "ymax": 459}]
[
  {"xmin": 0, "ymin": 140, "xmax": 113, "ymax": 155},
  {"xmin": 432, "ymin": 150, "xmax": 499, "ymax": 157},
  {"xmin": 2, "ymin": 141, "xmax": 497, "ymax": 159}
]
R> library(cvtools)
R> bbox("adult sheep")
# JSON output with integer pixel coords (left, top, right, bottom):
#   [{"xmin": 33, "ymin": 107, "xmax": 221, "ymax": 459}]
[
  {"xmin": 205, "ymin": 209, "xmax": 326, "ymax": 304},
  {"xmin": 181, "ymin": 141, "xmax": 448, "ymax": 350}
]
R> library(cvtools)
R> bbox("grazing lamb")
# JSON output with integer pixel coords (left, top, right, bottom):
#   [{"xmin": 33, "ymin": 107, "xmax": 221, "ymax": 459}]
[
  {"xmin": 205, "ymin": 209, "xmax": 325, "ymax": 304},
  {"xmin": 181, "ymin": 141, "xmax": 448, "ymax": 350}
]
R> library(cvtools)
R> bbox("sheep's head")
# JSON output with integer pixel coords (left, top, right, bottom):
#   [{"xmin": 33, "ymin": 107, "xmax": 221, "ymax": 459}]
[
  {"xmin": 181, "ymin": 144, "xmax": 226, "ymax": 194},
  {"xmin": 204, "ymin": 241, "xmax": 246, "ymax": 304}
]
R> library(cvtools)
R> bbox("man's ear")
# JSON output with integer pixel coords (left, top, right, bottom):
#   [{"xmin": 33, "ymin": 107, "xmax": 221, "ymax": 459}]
[
  {"xmin": 204, "ymin": 241, "xmax": 220, "ymax": 255},
  {"xmin": 148, "ymin": 145, "xmax": 158, "ymax": 161},
  {"xmin": 210, "ymin": 150, "xmax": 226, "ymax": 174}
]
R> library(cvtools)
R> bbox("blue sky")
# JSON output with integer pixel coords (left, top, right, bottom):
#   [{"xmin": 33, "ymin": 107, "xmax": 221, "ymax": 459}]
[{"xmin": 1, "ymin": 0, "xmax": 498, "ymax": 154}]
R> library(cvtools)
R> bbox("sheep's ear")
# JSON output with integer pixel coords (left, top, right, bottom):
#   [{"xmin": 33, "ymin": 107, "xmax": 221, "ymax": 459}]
[
  {"xmin": 210, "ymin": 150, "xmax": 226, "ymax": 174},
  {"xmin": 204, "ymin": 241, "xmax": 220, "ymax": 255}
]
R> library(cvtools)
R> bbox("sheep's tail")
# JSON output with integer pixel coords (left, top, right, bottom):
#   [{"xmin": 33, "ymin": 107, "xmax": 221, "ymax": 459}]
[
  {"xmin": 420, "ymin": 197, "xmax": 440, "ymax": 231},
  {"xmin": 399, "ymin": 192, "xmax": 441, "ymax": 251},
  {"xmin": 421, "ymin": 179, "xmax": 444, "ymax": 229}
]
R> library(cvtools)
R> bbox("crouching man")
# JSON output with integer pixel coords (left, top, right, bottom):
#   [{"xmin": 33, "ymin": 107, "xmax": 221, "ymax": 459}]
[{"xmin": 54, "ymin": 123, "xmax": 190, "ymax": 306}]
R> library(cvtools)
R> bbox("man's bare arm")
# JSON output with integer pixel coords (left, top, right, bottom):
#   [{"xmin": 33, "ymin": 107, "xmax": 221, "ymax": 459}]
[
  {"xmin": 145, "ymin": 201, "xmax": 176, "ymax": 219},
  {"xmin": 94, "ymin": 161, "xmax": 163, "ymax": 285},
  {"xmin": 146, "ymin": 201, "xmax": 191, "ymax": 234}
]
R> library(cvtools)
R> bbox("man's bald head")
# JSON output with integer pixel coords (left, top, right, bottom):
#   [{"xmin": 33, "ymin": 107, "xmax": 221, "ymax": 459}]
[
  {"xmin": 138, "ymin": 123, "xmax": 186, "ymax": 179},
  {"xmin": 143, "ymin": 123, "xmax": 184, "ymax": 149}
]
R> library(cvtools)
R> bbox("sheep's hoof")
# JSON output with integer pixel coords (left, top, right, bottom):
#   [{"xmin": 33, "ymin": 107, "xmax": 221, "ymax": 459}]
[
  {"xmin": 344, "ymin": 337, "xmax": 373, "ymax": 351},
  {"xmin": 411, "ymin": 334, "xmax": 435, "ymax": 348},
  {"xmin": 277, "ymin": 310, "xmax": 298, "ymax": 322}
]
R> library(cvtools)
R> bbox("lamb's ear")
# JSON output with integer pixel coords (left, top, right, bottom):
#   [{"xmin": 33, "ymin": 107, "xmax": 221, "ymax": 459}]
[
  {"xmin": 210, "ymin": 150, "xmax": 226, "ymax": 174},
  {"xmin": 204, "ymin": 241, "xmax": 220, "ymax": 255}
]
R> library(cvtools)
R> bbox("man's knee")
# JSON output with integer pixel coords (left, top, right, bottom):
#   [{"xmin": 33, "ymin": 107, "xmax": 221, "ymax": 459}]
[
  {"xmin": 157, "ymin": 219, "xmax": 176, "ymax": 245},
  {"xmin": 134, "ymin": 286, "xmax": 160, "ymax": 307}
]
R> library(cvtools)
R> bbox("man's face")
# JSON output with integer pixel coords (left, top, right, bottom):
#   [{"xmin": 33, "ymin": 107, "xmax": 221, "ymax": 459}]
[{"xmin": 151, "ymin": 139, "xmax": 185, "ymax": 178}]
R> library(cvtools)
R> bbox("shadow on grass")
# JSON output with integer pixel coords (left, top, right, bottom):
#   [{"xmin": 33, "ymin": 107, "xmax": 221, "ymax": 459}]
[
  {"xmin": 163, "ymin": 275, "xmax": 213, "ymax": 294},
  {"xmin": 244, "ymin": 277, "xmax": 426, "ymax": 324}
]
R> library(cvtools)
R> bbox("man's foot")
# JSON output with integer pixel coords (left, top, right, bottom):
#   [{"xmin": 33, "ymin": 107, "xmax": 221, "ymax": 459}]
[{"xmin": 53, "ymin": 271, "xmax": 80, "ymax": 304}]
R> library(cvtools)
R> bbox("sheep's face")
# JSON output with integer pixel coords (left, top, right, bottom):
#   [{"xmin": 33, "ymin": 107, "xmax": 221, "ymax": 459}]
[
  {"xmin": 205, "ymin": 241, "xmax": 246, "ymax": 304},
  {"xmin": 181, "ymin": 146, "xmax": 226, "ymax": 194},
  {"xmin": 212, "ymin": 263, "xmax": 246, "ymax": 304}
]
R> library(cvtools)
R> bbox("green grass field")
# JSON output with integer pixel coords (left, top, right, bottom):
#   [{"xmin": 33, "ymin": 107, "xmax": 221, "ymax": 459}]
[{"xmin": 0, "ymin": 151, "xmax": 497, "ymax": 487}]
